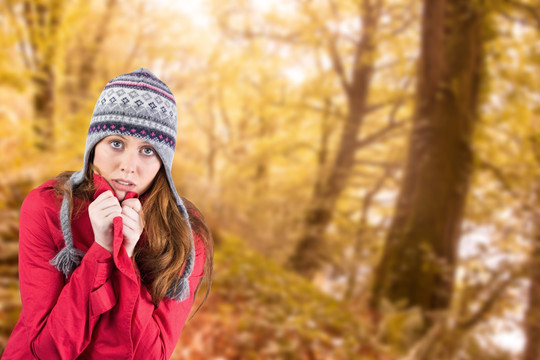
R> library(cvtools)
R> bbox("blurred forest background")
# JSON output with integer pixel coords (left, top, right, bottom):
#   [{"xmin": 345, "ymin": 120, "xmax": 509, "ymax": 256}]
[{"xmin": 0, "ymin": 0, "xmax": 539, "ymax": 359}]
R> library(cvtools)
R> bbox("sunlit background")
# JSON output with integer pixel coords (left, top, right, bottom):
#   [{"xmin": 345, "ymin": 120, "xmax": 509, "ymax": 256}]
[{"xmin": 0, "ymin": 0, "xmax": 538, "ymax": 359}]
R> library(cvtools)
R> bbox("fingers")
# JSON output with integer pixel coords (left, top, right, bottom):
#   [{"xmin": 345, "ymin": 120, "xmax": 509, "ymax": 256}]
[
  {"xmin": 121, "ymin": 201, "xmax": 143, "ymax": 258},
  {"xmin": 94, "ymin": 190, "xmax": 117, "ymax": 204},
  {"xmin": 92, "ymin": 191, "xmax": 121, "ymax": 213},
  {"xmin": 121, "ymin": 211, "xmax": 140, "ymax": 231},
  {"xmin": 89, "ymin": 191, "xmax": 122, "ymax": 252},
  {"xmin": 89, "ymin": 192, "xmax": 121, "ymax": 215},
  {"xmin": 121, "ymin": 198, "xmax": 142, "ymax": 213},
  {"xmin": 92, "ymin": 194, "xmax": 144, "ymax": 242},
  {"xmin": 121, "ymin": 199, "xmax": 143, "ymax": 231},
  {"xmin": 121, "ymin": 203, "xmax": 139, "ymax": 218},
  {"xmin": 121, "ymin": 220, "xmax": 140, "ymax": 244}
]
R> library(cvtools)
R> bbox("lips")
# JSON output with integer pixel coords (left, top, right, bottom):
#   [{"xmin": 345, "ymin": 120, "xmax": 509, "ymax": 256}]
[{"xmin": 112, "ymin": 178, "xmax": 136, "ymax": 192}]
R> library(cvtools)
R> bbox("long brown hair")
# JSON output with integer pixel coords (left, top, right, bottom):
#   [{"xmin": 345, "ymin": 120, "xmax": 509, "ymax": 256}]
[
  {"xmin": 55, "ymin": 165, "xmax": 213, "ymax": 308},
  {"xmin": 133, "ymin": 167, "xmax": 213, "ymax": 306}
]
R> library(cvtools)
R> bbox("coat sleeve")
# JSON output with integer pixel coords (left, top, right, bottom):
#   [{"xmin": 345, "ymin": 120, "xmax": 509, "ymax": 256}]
[{"xmin": 18, "ymin": 189, "xmax": 117, "ymax": 359}]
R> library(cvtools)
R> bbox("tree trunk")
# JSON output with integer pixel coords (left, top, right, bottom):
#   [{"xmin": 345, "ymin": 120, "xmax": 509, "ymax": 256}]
[
  {"xmin": 22, "ymin": 0, "xmax": 65, "ymax": 151},
  {"xmin": 32, "ymin": 65, "xmax": 56, "ymax": 151},
  {"xmin": 76, "ymin": 0, "xmax": 118, "ymax": 109},
  {"xmin": 63, "ymin": 0, "xmax": 118, "ymax": 115},
  {"xmin": 288, "ymin": 0, "xmax": 382, "ymax": 278},
  {"xmin": 371, "ymin": 0, "xmax": 485, "ymax": 320}
]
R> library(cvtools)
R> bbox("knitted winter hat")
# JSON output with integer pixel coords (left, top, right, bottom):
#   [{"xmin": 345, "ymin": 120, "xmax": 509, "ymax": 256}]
[{"xmin": 50, "ymin": 68, "xmax": 195, "ymax": 302}]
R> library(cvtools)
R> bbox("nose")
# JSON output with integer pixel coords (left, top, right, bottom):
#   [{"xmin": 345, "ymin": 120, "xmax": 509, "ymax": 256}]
[{"xmin": 120, "ymin": 149, "xmax": 137, "ymax": 174}]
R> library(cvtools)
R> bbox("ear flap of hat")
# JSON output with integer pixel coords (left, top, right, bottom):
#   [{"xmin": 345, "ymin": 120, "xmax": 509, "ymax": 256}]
[
  {"xmin": 50, "ymin": 170, "xmax": 87, "ymax": 276},
  {"xmin": 50, "ymin": 246, "xmax": 85, "ymax": 277},
  {"xmin": 165, "ymin": 238, "xmax": 196, "ymax": 302}
]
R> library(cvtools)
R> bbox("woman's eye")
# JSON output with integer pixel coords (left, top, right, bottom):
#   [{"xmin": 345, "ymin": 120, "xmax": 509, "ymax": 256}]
[
  {"xmin": 110, "ymin": 140, "xmax": 123, "ymax": 149},
  {"xmin": 142, "ymin": 147, "xmax": 155, "ymax": 156}
]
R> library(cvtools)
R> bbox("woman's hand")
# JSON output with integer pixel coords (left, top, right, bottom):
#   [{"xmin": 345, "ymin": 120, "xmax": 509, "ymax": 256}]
[
  {"xmin": 120, "ymin": 198, "xmax": 144, "ymax": 258},
  {"xmin": 89, "ymin": 191, "xmax": 122, "ymax": 253}
]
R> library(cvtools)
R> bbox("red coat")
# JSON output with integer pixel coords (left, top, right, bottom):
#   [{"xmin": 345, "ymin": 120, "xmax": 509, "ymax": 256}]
[{"xmin": 3, "ymin": 175, "xmax": 205, "ymax": 359}]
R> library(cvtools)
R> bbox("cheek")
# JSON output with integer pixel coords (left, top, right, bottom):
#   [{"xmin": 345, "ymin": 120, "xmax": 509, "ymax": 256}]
[
  {"xmin": 93, "ymin": 144, "xmax": 109, "ymax": 170},
  {"xmin": 149, "ymin": 162, "xmax": 161, "ymax": 180},
  {"xmin": 141, "ymin": 159, "xmax": 162, "ymax": 188}
]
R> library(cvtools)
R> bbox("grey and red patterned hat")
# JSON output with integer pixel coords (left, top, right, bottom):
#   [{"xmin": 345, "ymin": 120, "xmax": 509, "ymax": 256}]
[{"xmin": 50, "ymin": 68, "xmax": 195, "ymax": 302}]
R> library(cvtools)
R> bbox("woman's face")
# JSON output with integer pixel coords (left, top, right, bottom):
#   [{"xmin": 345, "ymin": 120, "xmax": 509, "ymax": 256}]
[{"xmin": 93, "ymin": 135, "xmax": 162, "ymax": 201}]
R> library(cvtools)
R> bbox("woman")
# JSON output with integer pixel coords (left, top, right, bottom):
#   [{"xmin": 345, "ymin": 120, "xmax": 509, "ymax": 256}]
[{"xmin": 3, "ymin": 68, "xmax": 213, "ymax": 359}]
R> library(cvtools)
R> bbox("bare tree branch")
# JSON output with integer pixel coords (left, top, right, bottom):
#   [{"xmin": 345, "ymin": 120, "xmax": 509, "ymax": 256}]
[
  {"xmin": 355, "ymin": 120, "xmax": 406, "ymax": 150},
  {"xmin": 343, "ymin": 164, "xmax": 395, "ymax": 301},
  {"xmin": 325, "ymin": 0, "xmax": 352, "ymax": 93},
  {"xmin": 22, "ymin": 1, "xmax": 39, "ymax": 71},
  {"xmin": 374, "ymin": 57, "xmax": 416, "ymax": 72},
  {"xmin": 184, "ymin": 101, "xmax": 230, "ymax": 159},
  {"xmin": 271, "ymin": 100, "xmax": 346, "ymax": 119},
  {"xmin": 458, "ymin": 269, "xmax": 521, "ymax": 330},
  {"xmin": 216, "ymin": 9, "xmax": 304, "ymax": 45},
  {"xmin": 355, "ymin": 159, "xmax": 400, "ymax": 168},
  {"xmin": 363, "ymin": 101, "xmax": 388, "ymax": 115},
  {"xmin": 5, "ymin": 0, "xmax": 33, "ymax": 69},
  {"xmin": 217, "ymin": 87, "xmax": 233, "ymax": 141},
  {"xmin": 477, "ymin": 158, "xmax": 517, "ymax": 196},
  {"xmin": 327, "ymin": 31, "xmax": 351, "ymax": 93},
  {"xmin": 502, "ymin": 0, "xmax": 540, "ymax": 28},
  {"xmin": 384, "ymin": 0, "xmax": 418, "ymax": 38}
]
